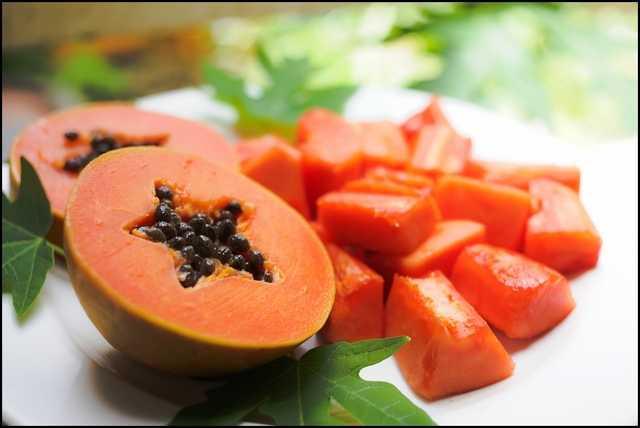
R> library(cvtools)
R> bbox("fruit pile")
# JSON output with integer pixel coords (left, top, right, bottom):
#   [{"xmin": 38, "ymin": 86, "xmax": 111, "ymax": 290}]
[{"xmin": 236, "ymin": 97, "xmax": 601, "ymax": 400}]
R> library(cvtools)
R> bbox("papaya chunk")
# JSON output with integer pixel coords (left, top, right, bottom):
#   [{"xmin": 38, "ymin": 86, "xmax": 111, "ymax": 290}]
[
  {"xmin": 298, "ymin": 109, "xmax": 363, "ymax": 213},
  {"xmin": 401, "ymin": 96, "xmax": 451, "ymax": 144},
  {"xmin": 236, "ymin": 135, "xmax": 310, "ymax": 218},
  {"xmin": 342, "ymin": 177, "xmax": 424, "ymax": 196},
  {"xmin": 525, "ymin": 179, "xmax": 601, "ymax": 273},
  {"xmin": 356, "ymin": 121, "xmax": 409, "ymax": 169},
  {"xmin": 409, "ymin": 125, "xmax": 472, "ymax": 175},
  {"xmin": 321, "ymin": 243, "xmax": 384, "ymax": 343},
  {"xmin": 386, "ymin": 272, "xmax": 514, "ymax": 401},
  {"xmin": 365, "ymin": 166, "xmax": 435, "ymax": 191},
  {"xmin": 368, "ymin": 220, "xmax": 486, "ymax": 278},
  {"xmin": 451, "ymin": 244, "xmax": 575, "ymax": 339},
  {"xmin": 469, "ymin": 160, "xmax": 581, "ymax": 193},
  {"xmin": 317, "ymin": 191, "xmax": 441, "ymax": 254},
  {"xmin": 435, "ymin": 175, "xmax": 532, "ymax": 250}
]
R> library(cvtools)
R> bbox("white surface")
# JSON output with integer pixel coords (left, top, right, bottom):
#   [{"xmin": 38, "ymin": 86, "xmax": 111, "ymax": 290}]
[{"xmin": 3, "ymin": 87, "xmax": 638, "ymax": 425}]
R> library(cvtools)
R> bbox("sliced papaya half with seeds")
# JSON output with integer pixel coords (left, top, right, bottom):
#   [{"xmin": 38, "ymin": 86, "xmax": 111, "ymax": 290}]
[{"xmin": 64, "ymin": 147, "xmax": 334, "ymax": 377}]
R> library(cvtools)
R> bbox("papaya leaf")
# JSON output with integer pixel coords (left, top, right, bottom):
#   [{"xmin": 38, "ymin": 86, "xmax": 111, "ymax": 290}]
[
  {"xmin": 171, "ymin": 337, "xmax": 436, "ymax": 426},
  {"xmin": 2, "ymin": 157, "xmax": 56, "ymax": 316}
]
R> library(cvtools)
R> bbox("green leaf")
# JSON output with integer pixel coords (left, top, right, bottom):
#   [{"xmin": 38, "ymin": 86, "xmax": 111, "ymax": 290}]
[
  {"xmin": 2, "ymin": 157, "xmax": 56, "ymax": 316},
  {"xmin": 171, "ymin": 337, "xmax": 436, "ymax": 426}
]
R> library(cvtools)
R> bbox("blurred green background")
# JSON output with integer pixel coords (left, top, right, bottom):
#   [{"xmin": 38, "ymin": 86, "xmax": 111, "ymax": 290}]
[{"xmin": 2, "ymin": 2, "xmax": 637, "ymax": 151}]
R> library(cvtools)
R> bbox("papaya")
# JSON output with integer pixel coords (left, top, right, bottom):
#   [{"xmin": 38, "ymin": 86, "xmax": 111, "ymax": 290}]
[
  {"xmin": 236, "ymin": 135, "xmax": 310, "ymax": 218},
  {"xmin": 367, "ymin": 220, "xmax": 486, "ymax": 279},
  {"xmin": 386, "ymin": 272, "xmax": 514, "ymax": 401},
  {"xmin": 356, "ymin": 121, "xmax": 409, "ymax": 169},
  {"xmin": 10, "ymin": 103, "xmax": 236, "ymax": 246},
  {"xmin": 525, "ymin": 179, "xmax": 601, "ymax": 273},
  {"xmin": 435, "ymin": 175, "xmax": 532, "ymax": 250},
  {"xmin": 321, "ymin": 243, "xmax": 384, "ymax": 343},
  {"xmin": 467, "ymin": 160, "xmax": 581, "ymax": 193},
  {"xmin": 297, "ymin": 109, "xmax": 363, "ymax": 212},
  {"xmin": 451, "ymin": 244, "xmax": 575, "ymax": 339},
  {"xmin": 365, "ymin": 166, "xmax": 435, "ymax": 191},
  {"xmin": 341, "ymin": 177, "xmax": 424, "ymax": 197},
  {"xmin": 401, "ymin": 96, "xmax": 451, "ymax": 145},
  {"xmin": 64, "ymin": 147, "xmax": 334, "ymax": 377},
  {"xmin": 409, "ymin": 125, "xmax": 472, "ymax": 175},
  {"xmin": 317, "ymin": 191, "xmax": 441, "ymax": 254}
]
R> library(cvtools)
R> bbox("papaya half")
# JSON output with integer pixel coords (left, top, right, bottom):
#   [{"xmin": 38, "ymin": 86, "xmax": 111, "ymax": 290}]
[
  {"xmin": 64, "ymin": 147, "xmax": 334, "ymax": 377},
  {"xmin": 10, "ymin": 103, "xmax": 236, "ymax": 246}
]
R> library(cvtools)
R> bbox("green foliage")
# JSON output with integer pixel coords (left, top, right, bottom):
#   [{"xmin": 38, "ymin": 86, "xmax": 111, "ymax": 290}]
[
  {"xmin": 2, "ymin": 158, "xmax": 56, "ymax": 316},
  {"xmin": 171, "ymin": 337, "xmax": 436, "ymax": 426},
  {"xmin": 53, "ymin": 51, "xmax": 129, "ymax": 100}
]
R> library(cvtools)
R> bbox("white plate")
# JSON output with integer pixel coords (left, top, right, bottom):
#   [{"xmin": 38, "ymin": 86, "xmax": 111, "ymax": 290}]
[{"xmin": 2, "ymin": 87, "xmax": 638, "ymax": 425}]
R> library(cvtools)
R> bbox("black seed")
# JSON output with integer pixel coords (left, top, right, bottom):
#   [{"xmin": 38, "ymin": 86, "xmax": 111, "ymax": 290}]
[
  {"xmin": 230, "ymin": 254, "xmax": 247, "ymax": 270},
  {"xmin": 217, "ymin": 209, "xmax": 236, "ymax": 223},
  {"xmin": 168, "ymin": 236, "xmax": 185, "ymax": 250},
  {"xmin": 181, "ymin": 245, "xmax": 196, "ymax": 262},
  {"xmin": 177, "ymin": 222, "xmax": 193, "ymax": 237},
  {"xmin": 79, "ymin": 152, "xmax": 96, "ymax": 168},
  {"xmin": 178, "ymin": 265, "xmax": 199, "ymax": 288},
  {"xmin": 158, "ymin": 198, "xmax": 173, "ymax": 209},
  {"xmin": 155, "ymin": 203, "xmax": 173, "ymax": 222},
  {"xmin": 183, "ymin": 231, "xmax": 198, "ymax": 247},
  {"xmin": 93, "ymin": 141, "xmax": 113, "ymax": 155},
  {"xmin": 217, "ymin": 218, "xmax": 236, "ymax": 242},
  {"xmin": 155, "ymin": 185, "xmax": 173, "ymax": 201},
  {"xmin": 252, "ymin": 270, "xmax": 264, "ymax": 281},
  {"xmin": 155, "ymin": 221, "xmax": 176, "ymax": 240},
  {"xmin": 263, "ymin": 271, "xmax": 274, "ymax": 283},
  {"xmin": 168, "ymin": 211, "xmax": 181, "ymax": 226},
  {"xmin": 91, "ymin": 135, "xmax": 116, "ymax": 152},
  {"xmin": 63, "ymin": 157, "xmax": 84, "ymax": 172},
  {"xmin": 228, "ymin": 234, "xmax": 250, "ymax": 254},
  {"xmin": 189, "ymin": 213, "xmax": 209, "ymax": 234},
  {"xmin": 199, "ymin": 258, "xmax": 214, "ymax": 276},
  {"xmin": 225, "ymin": 200, "xmax": 242, "ymax": 217},
  {"xmin": 64, "ymin": 131, "xmax": 79, "ymax": 141},
  {"xmin": 140, "ymin": 226, "xmax": 166, "ymax": 243},
  {"xmin": 213, "ymin": 245, "xmax": 232, "ymax": 264},
  {"xmin": 203, "ymin": 223, "xmax": 218, "ymax": 241},
  {"xmin": 191, "ymin": 255, "xmax": 204, "ymax": 271},
  {"xmin": 196, "ymin": 235, "xmax": 215, "ymax": 257},
  {"xmin": 247, "ymin": 250, "xmax": 264, "ymax": 272}
]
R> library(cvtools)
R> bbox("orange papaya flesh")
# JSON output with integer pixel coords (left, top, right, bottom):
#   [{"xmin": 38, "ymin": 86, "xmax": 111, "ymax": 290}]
[
  {"xmin": 365, "ymin": 166, "xmax": 435, "ymax": 191},
  {"xmin": 236, "ymin": 135, "xmax": 310, "ymax": 218},
  {"xmin": 435, "ymin": 175, "xmax": 532, "ymax": 250},
  {"xmin": 409, "ymin": 125, "xmax": 472, "ymax": 175},
  {"xmin": 451, "ymin": 244, "xmax": 575, "ymax": 339},
  {"xmin": 321, "ymin": 243, "xmax": 384, "ymax": 343},
  {"xmin": 401, "ymin": 96, "xmax": 452, "ymax": 145},
  {"xmin": 525, "ymin": 179, "xmax": 601, "ymax": 274},
  {"xmin": 317, "ymin": 191, "xmax": 441, "ymax": 254},
  {"xmin": 386, "ymin": 272, "xmax": 514, "ymax": 401},
  {"xmin": 64, "ymin": 147, "xmax": 334, "ymax": 377},
  {"xmin": 470, "ymin": 160, "xmax": 581, "ymax": 193},
  {"xmin": 367, "ymin": 220, "xmax": 486, "ymax": 279},
  {"xmin": 341, "ymin": 177, "xmax": 424, "ymax": 197},
  {"xmin": 297, "ymin": 109, "xmax": 363, "ymax": 214},
  {"xmin": 10, "ymin": 103, "xmax": 236, "ymax": 246},
  {"xmin": 356, "ymin": 121, "xmax": 409, "ymax": 170}
]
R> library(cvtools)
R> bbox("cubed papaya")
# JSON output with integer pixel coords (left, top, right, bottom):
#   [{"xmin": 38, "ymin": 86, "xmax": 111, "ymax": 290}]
[
  {"xmin": 469, "ymin": 161, "xmax": 581, "ymax": 193},
  {"xmin": 368, "ymin": 220, "xmax": 486, "ymax": 279},
  {"xmin": 401, "ymin": 96, "xmax": 451, "ymax": 145},
  {"xmin": 342, "ymin": 177, "xmax": 424, "ymax": 197},
  {"xmin": 236, "ymin": 135, "xmax": 310, "ymax": 218},
  {"xmin": 321, "ymin": 243, "xmax": 385, "ymax": 343},
  {"xmin": 357, "ymin": 121, "xmax": 409, "ymax": 170},
  {"xmin": 525, "ymin": 179, "xmax": 601, "ymax": 274},
  {"xmin": 435, "ymin": 175, "xmax": 532, "ymax": 250},
  {"xmin": 451, "ymin": 244, "xmax": 576, "ymax": 339},
  {"xmin": 317, "ymin": 191, "xmax": 441, "ymax": 254},
  {"xmin": 386, "ymin": 272, "xmax": 514, "ymax": 401},
  {"xmin": 409, "ymin": 125, "xmax": 472, "ymax": 175},
  {"xmin": 365, "ymin": 166, "xmax": 435, "ymax": 191}
]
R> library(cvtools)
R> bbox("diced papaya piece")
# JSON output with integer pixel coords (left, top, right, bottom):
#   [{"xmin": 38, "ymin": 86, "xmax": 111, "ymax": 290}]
[
  {"xmin": 451, "ymin": 244, "xmax": 575, "ymax": 339},
  {"xmin": 321, "ymin": 243, "xmax": 384, "ymax": 343},
  {"xmin": 401, "ymin": 96, "xmax": 451, "ymax": 144},
  {"xmin": 342, "ymin": 177, "xmax": 423, "ymax": 196},
  {"xmin": 365, "ymin": 167, "xmax": 434, "ymax": 191},
  {"xmin": 298, "ymin": 109, "xmax": 363, "ymax": 213},
  {"xmin": 317, "ymin": 191, "xmax": 441, "ymax": 254},
  {"xmin": 435, "ymin": 175, "xmax": 532, "ymax": 250},
  {"xmin": 368, "ymin": 220, "xmax": 486, "ymax": 278},
  {"xmin": 470, "ymin": 161, "xmax": 581, "ymax": 193},
  {"xmin": 525, "ymin": 179, "xmax": 601, "ymax": 274},
  {"xmin": 386, "ymin": 272, "xmax": 514, "ymax": 401},
  {"xmin": 236, "ymin": 135, "xmax": 310, "ymax": 218},
  {"xmin": 357, "ymin": 121, "xmax": 409, "ymax": 169},
  {"xmin": 409, "ymin": 125, "xmax": 471, "ymax": 175},
  {"xmin": 309, "ymin": 221, "xmax": 330, "ymax": 242}
]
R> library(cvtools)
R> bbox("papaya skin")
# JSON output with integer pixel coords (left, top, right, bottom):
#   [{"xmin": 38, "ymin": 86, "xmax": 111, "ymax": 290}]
[
  {"xmin": 64, "ymin": 148, "xmax": 334, "ymax": 377},
  {"xmin": 10, "ymin": 102, "xmax": 237, "ymax": 247}
]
